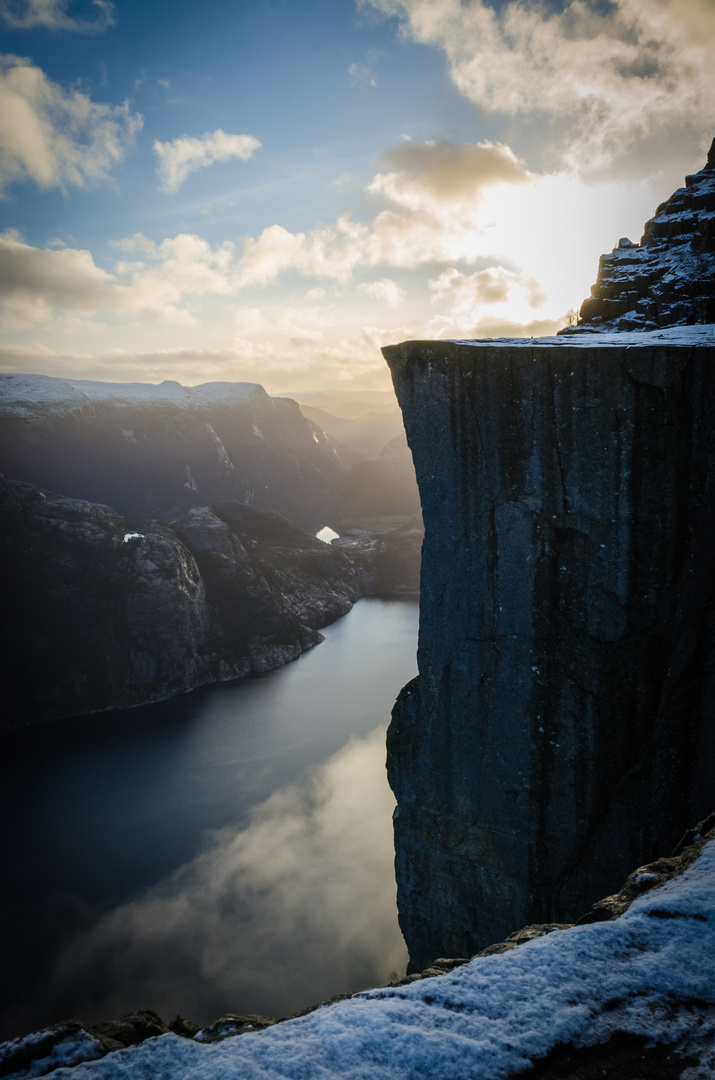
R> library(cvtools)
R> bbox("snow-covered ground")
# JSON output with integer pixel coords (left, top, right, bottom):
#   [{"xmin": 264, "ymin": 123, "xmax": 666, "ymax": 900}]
[{"xmin": 5, "ymin": 840, "xmax": 714, "ymax": 1080}]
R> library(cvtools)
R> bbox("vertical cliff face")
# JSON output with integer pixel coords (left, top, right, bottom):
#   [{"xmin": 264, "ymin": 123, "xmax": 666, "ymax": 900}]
[{"xmin": 383, "ymin": 328, "xmax": 715, "ymax": 970}]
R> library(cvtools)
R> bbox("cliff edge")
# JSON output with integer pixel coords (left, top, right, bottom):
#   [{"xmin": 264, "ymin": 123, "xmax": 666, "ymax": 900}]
[{"xmin": 383, "ymin": 325, "xmax": 715, "ymax": 969}]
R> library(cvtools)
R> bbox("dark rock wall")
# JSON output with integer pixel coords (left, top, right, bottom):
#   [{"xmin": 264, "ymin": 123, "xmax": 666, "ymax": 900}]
[{"xmin": 383, "ymin": 336, "xmax": 715, "ymax": 969}]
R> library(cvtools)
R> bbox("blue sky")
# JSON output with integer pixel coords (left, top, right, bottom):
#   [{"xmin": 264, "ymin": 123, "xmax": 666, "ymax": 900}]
[{"xmin": 0, "ymin": 0, "xmax": 713, "ymax": 392}]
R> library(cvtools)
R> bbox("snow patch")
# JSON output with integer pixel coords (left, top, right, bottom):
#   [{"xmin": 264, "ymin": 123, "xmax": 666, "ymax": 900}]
[{"xmin": 22, "ymin": 841, "xmax": 715, "ymax": 1079}]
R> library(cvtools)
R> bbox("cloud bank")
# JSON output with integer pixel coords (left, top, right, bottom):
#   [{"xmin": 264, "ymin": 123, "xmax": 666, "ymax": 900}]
[
  {"xmin": 362, "ymin": 0, "xmax": 715, "ymax": 178},
  {"xmin": 5, "ymin": 726, "xmax": 407, "ymax": 1032},
  {"xmin": 0, "ymin": 55, "xmax": 141, "ymax": 194},
  {"xmin": 153, "ymin": 129, "xmax": 261, "ymax": 193}
]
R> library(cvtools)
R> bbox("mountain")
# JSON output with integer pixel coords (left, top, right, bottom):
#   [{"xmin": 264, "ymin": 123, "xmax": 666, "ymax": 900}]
[
  {"xmin": 0, "ymin": 477, "xmax": 365, "ymax": 726},
  {"xmin": 0, "ymin": 376, "xmax": 347, "ymax": 531},
  {"xmin": 297, "ymin": 403, "xmax": 404, "ymax": 460}
]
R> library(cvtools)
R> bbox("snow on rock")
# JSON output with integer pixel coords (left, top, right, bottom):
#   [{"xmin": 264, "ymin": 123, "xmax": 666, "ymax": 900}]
[
  {"xmin": 21, "ymin": 840, "xmax": 715, "ymax": 1079},
  {"xmin": 577, "ymin": 138, "xmax": 715, "ymax": 331},
  {"xmin": 0, "ymin": 375, "xmax": 267, "ymax": 419},
  {"xmin": 447, "ymin": 323, "xmax": 715, "ymax": 349}
]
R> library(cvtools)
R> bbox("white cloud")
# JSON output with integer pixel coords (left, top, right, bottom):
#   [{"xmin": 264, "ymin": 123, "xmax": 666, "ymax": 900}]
[
  {"xmin": 0, "ymin": 55, "xmax": 142, "ymax": 194},
  {"xmin": 153, "ymin": 128, "xmax": 261, "ymax": 193},
  {"xmin": 236, "ymin": 139, "xmax": 533, "ymax": 286},
  {"xmin": 357, "ymin": 278, "xmax": 406, "ymax": 307},
  {"xmin": 0, "ymin": 0, "xmax": 114, "ymax": 33},
  {"xmin": 0, "ymin": 229, "xmax": 236, "ymax": 328},
  {"xmin": 361, "ymin": 0, "xmax": 715, "ymax": 179}
]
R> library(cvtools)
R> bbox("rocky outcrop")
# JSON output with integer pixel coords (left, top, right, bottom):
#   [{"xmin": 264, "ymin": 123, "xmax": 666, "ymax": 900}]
[
  {"xmin": 383, "ymin": 328, "xmax": 715, "ymax": 970},
  {"xmin": 576, "ymin": 139, "xmax": 715, "ymax": 330},
  {"xmin": 0, "ymin": 376, "xmax": 346, "ymax": 530},
  {"xmin": 0, "ymin": 477, "xmax": 363, "ymax": 726}
]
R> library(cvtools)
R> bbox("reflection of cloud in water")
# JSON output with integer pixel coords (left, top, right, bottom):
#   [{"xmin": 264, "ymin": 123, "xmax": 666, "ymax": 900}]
[{"xmin": 35, "ymin": 727, "xmax": 407, "ymax": 1027}]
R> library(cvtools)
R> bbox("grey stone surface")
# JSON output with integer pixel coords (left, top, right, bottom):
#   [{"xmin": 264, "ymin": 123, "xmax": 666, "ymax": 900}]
[{"xmin": 383, "ymin": 334, "xmax": 715, "ymax": 970}]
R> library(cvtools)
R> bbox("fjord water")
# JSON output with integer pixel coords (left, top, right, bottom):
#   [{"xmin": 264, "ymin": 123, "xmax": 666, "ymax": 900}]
[{"xmin": 0, "ymin": 598, "xmax": 418, "ymax": 1039}]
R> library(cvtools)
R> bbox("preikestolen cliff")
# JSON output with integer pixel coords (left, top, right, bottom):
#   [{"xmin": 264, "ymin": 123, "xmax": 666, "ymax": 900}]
[{"xmin": 2, "ymin": 133, "xmax": 715, "ymax": 1080}]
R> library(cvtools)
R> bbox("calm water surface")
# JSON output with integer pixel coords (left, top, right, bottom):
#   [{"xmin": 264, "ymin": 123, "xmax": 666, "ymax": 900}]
[{"xmin": 1, "ymin": 598, "xmax": 418, "ymax": 1038}]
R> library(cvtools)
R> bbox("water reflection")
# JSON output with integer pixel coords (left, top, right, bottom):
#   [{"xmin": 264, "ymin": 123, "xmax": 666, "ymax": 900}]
[{"xmin": 1, "ymin": 599, "xmax": 417, "ymax": 1037}]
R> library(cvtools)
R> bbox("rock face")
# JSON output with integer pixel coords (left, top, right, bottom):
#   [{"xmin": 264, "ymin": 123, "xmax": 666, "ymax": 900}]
[
  {"xmin": 577, "ymin": 139, "xmax": 715, "ymax": 330},
  {"xmin": 0, "ymin": 477, "xmax": 363, "ymax": 726},
  {"xmin": 383, "ymin": 328, "xmax": 715, "ymax": 970},
  {"xmin": 0, "ymin": 376, "xmax": 345, "ymax": 530}
]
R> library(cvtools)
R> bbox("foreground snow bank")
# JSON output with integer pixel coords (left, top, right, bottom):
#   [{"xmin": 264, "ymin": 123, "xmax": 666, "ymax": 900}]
[{"xmin": 13, "ymin": 840, "xmax": 714, "ymax": 1080}]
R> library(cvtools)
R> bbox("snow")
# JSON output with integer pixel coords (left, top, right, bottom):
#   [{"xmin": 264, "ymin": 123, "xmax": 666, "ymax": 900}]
[
  {"xmin": 1, "ymin": 1028, "xmax": 107, "ymax": 1080},
  {"xmin": 449, "ymin": 324, "xmax": 715, "ymax": 349},
  {"xmin": 21, "ymin": 840, "xmax": 715, "ymax": 1079},
  {"xmin": 0, "ymin": 375, "xmax": 267, "ymax": 419}
]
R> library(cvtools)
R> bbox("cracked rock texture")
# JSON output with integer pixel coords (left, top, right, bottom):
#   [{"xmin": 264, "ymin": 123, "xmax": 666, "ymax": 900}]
[
  {"xmin": 0, "ymin": 477, "xmax": 362, "ymax": 726},
  {"xmin": 383, "ymin": 334, "xmax": 715, "ymax": 970},
  {"xmin": 576, "ymin": 139, "xmax": 715, "ymax": 331}
]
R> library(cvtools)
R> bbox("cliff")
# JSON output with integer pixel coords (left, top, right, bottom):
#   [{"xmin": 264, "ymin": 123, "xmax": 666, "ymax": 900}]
[
  {"xmin": 383, "ymin": 325, "xmax": 715, "ymax": 969},
  {"xmin": 0, "ymin": 478, "xmax": 364, "ymax": 725}
]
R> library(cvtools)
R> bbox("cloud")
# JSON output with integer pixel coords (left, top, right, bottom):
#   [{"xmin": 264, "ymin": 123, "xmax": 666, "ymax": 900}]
[
  {"xmin": 5, "ymin": 727, "xmax": 407, "ymax": 1031},
  {"xmin": 357, "ymin": 278, "xmax": 406, "ymax": 307},
  {"xmin": 370, "ymin": 139, "xmax": 530, "ymax": 205},
  {"xmin": 361, "ymin": 0, "xmax": 715, "ymax": 178},
  {"xmin": 0, "ymin": 229, "xmax": 235, "ymax": 328},
  {"xmin": 0, "ymin": 0, "xmax": 114, "ymax": 32},
  {"xmin": 349, "ymin": 47, "xmax": 382, "ymax": 87},
  {"xmin": 429, "ymin": 266, "xmax": 548, "ymax": 330},
  {"xmin": 236, "ymin": 139, "xmax": 532, "ymax": 286},
  {"xmin": 153, "ymin": 128, "xmax": 261, "ymax": 193},
  {"xmin": 0, "ymin": 55, "xmax": 141, "ymax": 194}
]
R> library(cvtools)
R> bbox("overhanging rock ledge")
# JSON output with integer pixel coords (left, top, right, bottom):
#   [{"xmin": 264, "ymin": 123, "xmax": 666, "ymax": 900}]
[{"xmin": 383, "ymin": 325, "xmax": 715, "ymax": 970}]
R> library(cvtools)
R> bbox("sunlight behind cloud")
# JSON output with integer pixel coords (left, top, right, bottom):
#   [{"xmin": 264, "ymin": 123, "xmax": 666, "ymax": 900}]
[{"xmin": 361, "ymin": 0, "xmax": 715, "ymax": 180}]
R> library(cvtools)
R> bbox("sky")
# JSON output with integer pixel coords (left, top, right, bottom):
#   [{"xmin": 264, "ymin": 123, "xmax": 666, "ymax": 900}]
[{"xmin": 0, "ymin": 0, "xmax": 713, "ymax": 394}]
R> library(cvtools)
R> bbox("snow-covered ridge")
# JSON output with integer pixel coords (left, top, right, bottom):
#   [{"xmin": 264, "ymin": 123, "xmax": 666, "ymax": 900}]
[
  {"xmin": 6, "ymin": 839, "xmax": 714, "ymax": 1079},
  {"xmin": 0, "ymin": 374, "xmax": 268, "ymax": 419}
]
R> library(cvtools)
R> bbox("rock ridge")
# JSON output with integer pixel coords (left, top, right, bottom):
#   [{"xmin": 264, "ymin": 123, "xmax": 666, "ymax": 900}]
[{"xmin": 576, "ymin": 138, "xmax": 715, "ymax": 330}]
